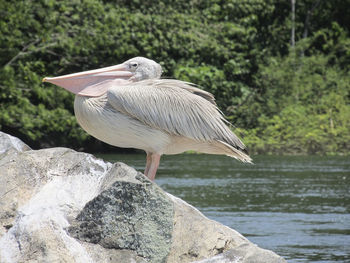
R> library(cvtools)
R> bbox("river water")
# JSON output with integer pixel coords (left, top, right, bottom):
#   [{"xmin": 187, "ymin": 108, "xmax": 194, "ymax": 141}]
[{"xmin": 97, "ymin": 153, "xmax": 350, "ymax": 262}]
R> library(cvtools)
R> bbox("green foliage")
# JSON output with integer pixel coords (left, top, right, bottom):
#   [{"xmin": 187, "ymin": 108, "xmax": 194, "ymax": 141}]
[
  {"xmin": 0, "ymin": 0, "xmax": 349, "ymax": 154},
  {"xmin": 237, "ymin": 50, "xmax": 350, "ymax": 154}
]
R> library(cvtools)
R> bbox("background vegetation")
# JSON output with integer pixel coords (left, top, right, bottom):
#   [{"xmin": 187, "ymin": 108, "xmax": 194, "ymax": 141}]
[{"xmin": 1, "ymin": 0, "xmax": 349, "ymax": 154}]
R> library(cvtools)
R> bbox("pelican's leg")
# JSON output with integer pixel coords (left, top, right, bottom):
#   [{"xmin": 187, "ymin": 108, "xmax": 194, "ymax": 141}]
[
  {"xmin": 146, "ymin": 153, "xmax": 161, "ymax": 181},
  {"xmin": 144, "ymin": 152, "xmax": 152, "ymax": 176}
]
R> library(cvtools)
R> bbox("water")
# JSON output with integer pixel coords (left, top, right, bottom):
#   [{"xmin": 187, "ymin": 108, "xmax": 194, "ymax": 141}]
[{"xmin": 97, "ymin": 153, "xmax": 350, "ymax": 262}]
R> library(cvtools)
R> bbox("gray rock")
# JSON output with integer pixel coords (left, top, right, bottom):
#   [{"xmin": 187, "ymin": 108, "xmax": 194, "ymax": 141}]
[
  {"xmin": 192, "ymin": 244, "xmax": 286, "ymax": 263},
  {"xmin": 0, "ymin": 131, "xmax": 31, "ymax": 156},
  {"xmin": 0, "ymin": 132, "xmax": 287, "ymax": 263},
  {"xmin": 69, "ymin": 166, "xmax": 174, "ymax": 262}
]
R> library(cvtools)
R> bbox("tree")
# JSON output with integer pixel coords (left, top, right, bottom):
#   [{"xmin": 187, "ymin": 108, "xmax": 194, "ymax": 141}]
[{"xmin": 0, "ymin": 0, "xmax": 349, "ymax": 154}]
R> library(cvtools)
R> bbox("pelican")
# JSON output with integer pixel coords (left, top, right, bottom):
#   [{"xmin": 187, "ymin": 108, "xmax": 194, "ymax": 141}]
[{"xmin": 43, "ymin": 57, "xmax": 252, "ymax": 180}]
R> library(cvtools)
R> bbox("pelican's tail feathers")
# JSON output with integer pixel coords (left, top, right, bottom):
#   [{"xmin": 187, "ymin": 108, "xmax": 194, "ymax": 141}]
[{"xmin": 217, "ymin": 140, "xmax": 253, "ymax": 164}]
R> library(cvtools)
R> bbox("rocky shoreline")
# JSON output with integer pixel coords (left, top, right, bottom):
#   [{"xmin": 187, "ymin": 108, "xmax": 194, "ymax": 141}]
[{"xmin": 0, "ymin": 131, "xmax": 286, "ymax": 262}]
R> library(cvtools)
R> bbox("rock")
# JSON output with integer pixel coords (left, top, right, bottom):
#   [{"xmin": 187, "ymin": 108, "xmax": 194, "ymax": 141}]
[
  {"xmin": 193, "ymin": 244, "xmax": 287, "ymax": 263},
  {"xmin": 0, "ymin": 132, "xmax": 286, "ymax": 263},
  {"xmin": 69, "ymin": 168, "xmax": 174, "ymax": 262},
  {"xmin": 0, "ymin": 131, "xmax": 31, "ymax": 155},
  {"xmin": 167, "ymin": 195, "xmax": 247, "ymax": 262}
]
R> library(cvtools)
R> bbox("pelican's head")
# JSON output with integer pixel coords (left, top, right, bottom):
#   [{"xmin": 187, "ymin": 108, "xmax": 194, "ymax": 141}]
[
  {"xmin": 42, "ymin": 57, "xmax": 162, "ymax": 97},
  {"xmin": 124, "ymin": 57, "xmax": 162, "ymax": 81}
]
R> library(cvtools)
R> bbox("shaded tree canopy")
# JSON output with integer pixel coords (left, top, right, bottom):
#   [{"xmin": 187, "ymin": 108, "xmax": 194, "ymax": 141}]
[{"xmin": 1, "ymin": 0, "xmax": 349, "ymax": 154}]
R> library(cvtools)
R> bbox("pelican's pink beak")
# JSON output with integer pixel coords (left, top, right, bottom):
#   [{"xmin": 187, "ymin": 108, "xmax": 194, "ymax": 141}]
[{"xmin": 42, "ymin": 63, "xmax": 133, "ymax": 97}]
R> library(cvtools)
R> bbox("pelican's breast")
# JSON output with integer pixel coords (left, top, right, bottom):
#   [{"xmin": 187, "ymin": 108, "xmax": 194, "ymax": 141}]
[{"xmin": 74, "ymin": 95, "xmax": 171, "ymax": 153}]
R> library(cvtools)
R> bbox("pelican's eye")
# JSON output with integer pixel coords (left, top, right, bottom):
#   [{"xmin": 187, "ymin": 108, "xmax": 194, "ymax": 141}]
[{"xmin": 129, "ymin": 62, "xmax": 139, "ymax": 70}]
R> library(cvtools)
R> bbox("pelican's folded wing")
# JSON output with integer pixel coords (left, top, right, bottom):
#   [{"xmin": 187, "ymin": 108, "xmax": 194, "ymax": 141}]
[
  {"xmin": 107, "ymin": 79, "xmax": 246, "ymax": 151},
  {"xmin": 157, "ymin": 79, "xmax": 217, "ymax": 105}
]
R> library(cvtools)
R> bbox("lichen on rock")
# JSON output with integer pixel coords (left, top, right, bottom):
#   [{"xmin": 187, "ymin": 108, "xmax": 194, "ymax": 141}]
[{"xmin": 69, "ymin": 173, "xmax": 174, "ymax": 262}]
